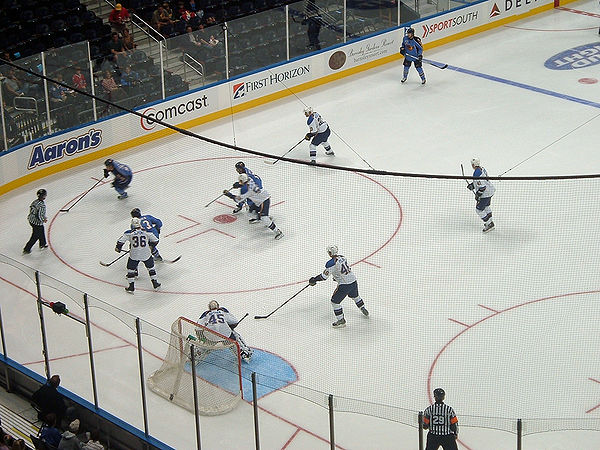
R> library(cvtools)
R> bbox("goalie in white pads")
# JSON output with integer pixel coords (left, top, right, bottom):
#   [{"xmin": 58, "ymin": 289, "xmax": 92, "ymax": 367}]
[
  {"xmin": 467, "ymin": 158, "xmax": 495, "ymax": 233},
  {"xmin": 116, "ymin": 217, "xmax": 161, "ymax": 293},
  {"xmin": 304, "ymin": 106, "xmax": 334, "ymax": 164},
  {"xmin": 309, "ymin": 245, "xmax": 369, "ymax": 328},
  {"xmin": 225, "ymin": 173, "xmax": 283, "ymax": 240},
  {"xmin": 198, "ymin": 301, "xmax": 253, "ymax": 362}
]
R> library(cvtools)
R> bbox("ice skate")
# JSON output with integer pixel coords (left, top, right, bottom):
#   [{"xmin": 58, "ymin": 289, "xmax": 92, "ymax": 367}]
[
  {"xmin": 152, "ymin": 279, "xmax": 161, "ymax": 290},
  {"xmin": 153, "ymin": 254, "xmax": 163, "ymax": 262},
  {"xmin": 421, "ymin": 78, "xmax": 426, "ymax": 85},
  {"xmin": 249, "ymin": 217, "xmax": 261, "ymax": 224},
  {"xmin": 483, "ymin": 221, "xmax": 495, "ymax": 233},
  {"xmin": 332, "ymin": 318, "xmax": 346, "ymax": 328},
  {"xmin": 125, "ymin": 283, "xmax": 135, "ymax": 294},
  {"xmin": 117, "ymin": 192, "xmax": 128, "ymax": 199},
  {"xmin": 401, "ymin": 77, "xmax": 407, "ymax": 83},
  {"xmin": 360, "ymin": 307, "xmax": 369, "ymax": 316},
  {"xmin": 274, "ymin": 230, "xmax": 283, "ymax": 240},
  {"xmin": 241, "ymin": 351, "xmax": 252, "ymax": 363},
  {"xmin": 309, "ymin": 160, "xmax": 316, "ymax": 165},
  {"xmin": 40, "ymin": 245, "xmax": 48, "ymax": 250},
  {"xmin": 232, "ymin": 204, "xmax": 243, "ymax": 214},
  {"xmin": 325, "ymin": 148, "xmax": 335, "ymax": 156},
  {"xmin": 22, "ymin": 249, "xmax": 31, "ymax": 255}
]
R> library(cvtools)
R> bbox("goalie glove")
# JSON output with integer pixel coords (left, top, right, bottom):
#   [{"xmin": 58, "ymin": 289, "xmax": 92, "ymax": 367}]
[{"xmin": 103, "ymin": 169, "xmax": 110, "ymax": 178}]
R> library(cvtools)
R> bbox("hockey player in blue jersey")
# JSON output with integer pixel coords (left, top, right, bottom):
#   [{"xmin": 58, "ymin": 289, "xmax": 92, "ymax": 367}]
[
  {"xmin": 467, "ymin": 158, "xmax": 495, "ymax": 232},
  {"xmin": 130, "ymin": 208, "xmax": 163, "ymax": 261},
  {"xmin": 104, "ymin": 159, "xmax": 132, "ymax": 199},
  {"xmin": 304, "ymin": 106, "xmax": 334, "ymax": 164},
  {"xmin": 309, "ymin": 245, "xmax": 369, "ymax": 328},
  {"xmin": 233, "ymin": 161, "xmax": 261, "ymax": 222},
  {"xmin": 400, "ymin": 27, "xmax": 426, "ymax": 85}
]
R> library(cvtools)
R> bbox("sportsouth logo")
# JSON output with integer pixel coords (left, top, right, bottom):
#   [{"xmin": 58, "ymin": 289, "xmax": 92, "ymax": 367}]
[
  {"xmin": 232, "ymin": 83, "xmax": 245, "ymax": 99},
  {"xmin": 490, "ymin": 3, "xmax": 501, "ymax": 17}
]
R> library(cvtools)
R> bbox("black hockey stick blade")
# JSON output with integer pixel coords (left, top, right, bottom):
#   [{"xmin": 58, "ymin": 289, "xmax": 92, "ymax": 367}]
[
  {"xmin": 424, "ymin": 59, "xmax": 448, "ymax": 69},
  {"xmin": 100, "ymin": 250, "xmax": 129, "ymax": 266},
  {"xmin": 162, "ymin": 255, "xmax": 182, "ymax": 264}
]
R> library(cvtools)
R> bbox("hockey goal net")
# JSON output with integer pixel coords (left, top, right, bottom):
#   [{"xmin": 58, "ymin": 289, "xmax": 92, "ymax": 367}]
[{"xmin": 147, "ymin": 316, "xmax": 243, "ymax": 415}]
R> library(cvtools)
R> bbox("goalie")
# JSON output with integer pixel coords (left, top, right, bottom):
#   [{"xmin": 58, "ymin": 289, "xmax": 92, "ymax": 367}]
[{"xmin": 197, "ymin": 301, "xmax": 253, "ymax": 363}]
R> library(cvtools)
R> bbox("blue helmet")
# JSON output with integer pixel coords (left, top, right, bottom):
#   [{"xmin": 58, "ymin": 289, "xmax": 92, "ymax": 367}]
[{"xmin": 104, "ymin": 158, "xmax": 114, "ymax": 166}]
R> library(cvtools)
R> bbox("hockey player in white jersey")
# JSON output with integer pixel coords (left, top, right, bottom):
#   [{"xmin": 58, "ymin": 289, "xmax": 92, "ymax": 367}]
[
  {"xmin": 225, "ymin": 173, "xmax": 283, "ymax": 240},
  {"xmin": 304, "ymin": 106, "xmax": 334, "ymax": 164},
  {"xmin": 467, "ymin": 158, "xmax": 496, "ymax": 232},
  {"xmin": 115, "ymin": 218, "xmax": 161, "ymax": 293},
  {"xmin": 197, "ymin": 300, "xmax": 253, "ymax": 362},
  {"xmin": 309, "ymin": 245, "xmax": 369, "ymax": 328}
]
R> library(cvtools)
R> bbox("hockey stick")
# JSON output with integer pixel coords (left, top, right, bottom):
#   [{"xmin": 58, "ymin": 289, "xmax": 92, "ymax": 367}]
[
  {"xmin": 403, "ymin": 53, "xmax": 448, "ymax": 69},
  {"xmin": 99, "ymin": 250, "xmax": 129, "ymax": 267},
  {"xmin": 461, "ymin": 164, "xmax": 470, "ymax": 185},
  {"xmin": 161, "ymin": 255, "xmax": 182, "ymax": 264},
  {"xmin": 263, "ymin": 138, "xmax": 305, "ymax": 165},
  {"xmin": 254, "ymin": 284, "xmax": 310, "ymax": 319},
  {"xmin": 59, "ymin": 178, "xmax": 103, "ymax": 212},
  {"xmin": 204, "ymin": 191, "xmax": 229, "ymax": 208},
  {"xmin": 235, "ymin": 313, "xmax": 249, "ymax": 327}
]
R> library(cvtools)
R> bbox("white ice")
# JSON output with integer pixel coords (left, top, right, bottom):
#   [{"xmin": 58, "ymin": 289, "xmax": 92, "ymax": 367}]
[{"xmin": 2, "ymin": 1, "xmax": 600, "ymax": 448}]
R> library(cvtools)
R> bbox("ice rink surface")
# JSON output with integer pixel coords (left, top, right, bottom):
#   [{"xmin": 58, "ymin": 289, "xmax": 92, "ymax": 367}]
[{"xmin": 2, "ymin": 1, "xmax": 600, "ymax": 448}]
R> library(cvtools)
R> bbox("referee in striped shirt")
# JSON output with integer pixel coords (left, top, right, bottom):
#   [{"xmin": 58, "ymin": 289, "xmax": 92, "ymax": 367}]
[
  {"xmin": 423, "ymin": 388, "xmax": 459, "ymax": 450},
  {"xmin": 23, "ymin": 189, "xmax": 48, "ymax": 254}
]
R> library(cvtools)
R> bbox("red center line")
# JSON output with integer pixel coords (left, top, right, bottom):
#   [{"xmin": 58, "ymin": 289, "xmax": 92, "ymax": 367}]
[{"xmin": 448, "ymin": 318, "xmax": 470, "ymax": 328}]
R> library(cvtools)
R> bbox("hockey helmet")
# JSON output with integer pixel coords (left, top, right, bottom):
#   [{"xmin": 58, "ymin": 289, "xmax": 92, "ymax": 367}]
[
  {"xmin": 304, "ymin": 106, "xmax": 313, "ymax": 116},
  {"xmin": 37, "ymin": 188, "xmax": 47, "ymax": 198},
  {"xmin": 130, "ymin": 218, "xmax": 141, "ymax": 229},
  {"xmin": 238, "ymin": 173, "xmax": 249, "ymax": 183},
  {"xmin": 406, "ymin": 27, "xmax": 415, "ymax": 35},
  {"xmin": 433, "ymin": 388, "xmax": 445, "ymax": 400},
  {"xmin": 327, "ymin": 245, "xmax": 338, "ymax": 257},
  {"xmin": 235, "ymin": 161, "xmax": 245, "ymax": 172},
  {"xmin": 471, "ymin": 158, "xmax": 480, "ymax": 168},
  {"xmin": 208, "ymin": 300, "xmax": 219, "ymax": 310},
  {"xmin": 130, "ymin": 208, "xmax": 141, "ymax": 218},
  {"xmin": 104, "ymin": 158, "xmax": 114, "ymax": 167}
]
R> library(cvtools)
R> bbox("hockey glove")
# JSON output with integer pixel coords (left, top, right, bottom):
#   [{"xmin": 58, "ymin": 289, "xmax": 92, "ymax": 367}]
[
  {"xmin": 232, "ymin": 182, "xmax": 242, "ymax": 189},
  {"xmin": 400, "ymin": 47, "xmax": 405, "ymax": 55},
  {"xmin": 103, "ymin": 169, "xmax": 110, "ymax": 178},
  {"xmin": 467, "ymin": 183, "xmax": 474, "ymax": 191},
  {"xmin": 418, "ymin": 54, "xmax": 423, "ymax": 61},
  {"xmin": 115, "ymin": 243, "xmax": 123, "ymax": 253},
  {"xmin": 305, "ymin": 133, "xmax": 312, "ymax": 141},
  {"xmin": 475, "ymin": 192, "xmax": 482, "ymax": 201},
  {"xmin": 309, "ymin": 277, "xmax": 317, "ymax": 286}
]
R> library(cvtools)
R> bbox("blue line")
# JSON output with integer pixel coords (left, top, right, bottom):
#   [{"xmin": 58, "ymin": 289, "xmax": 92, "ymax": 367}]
[{"xmin": 444, "ymin": 64, "xmax": 600, "ymax": 109}]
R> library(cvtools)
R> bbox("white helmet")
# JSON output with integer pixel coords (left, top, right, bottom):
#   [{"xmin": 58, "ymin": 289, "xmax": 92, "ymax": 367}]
[
  {"xmin": 327, "ymin": 245, "xmax": 338, "ymax": 257},
  {"xmin": 471, "ymin": 158, "xmax": 480, "ymax": 168},
  {"xmin": 208, "ymin": 300, "xmax": 219, "ymax": 310},
  {"xmin": 130, "ymin": 218, "xmax": 141, "ymax": 229},
  {"xmin": 304, "ymin": 106, "xmax": 313, "ymax": 116},
  {"xmin": 238, "ymin": 173, "xmax": 249, "ymax": 183}
]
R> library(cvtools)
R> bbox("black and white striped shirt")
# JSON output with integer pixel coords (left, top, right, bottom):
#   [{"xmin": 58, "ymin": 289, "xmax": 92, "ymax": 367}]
[
  {"xmin": 423, "ymin": 402, "xmax": 458, "ymax": 436},
  {"xmin": 27, "ymin": 199, "xmax": 46, "ymax": 226}
]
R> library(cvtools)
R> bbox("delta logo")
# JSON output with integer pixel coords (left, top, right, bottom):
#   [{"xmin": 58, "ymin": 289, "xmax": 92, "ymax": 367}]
[
  {"xmin": 490, "ymin": 3, "xmax": 500, "ymax": 17},
  {"xmin": 28, "ymin": 129, "xmax": 102, "ymax": 169},
  {"xmin": 233, "ymin": 83, "xmax": 245, "ymax": 99}
]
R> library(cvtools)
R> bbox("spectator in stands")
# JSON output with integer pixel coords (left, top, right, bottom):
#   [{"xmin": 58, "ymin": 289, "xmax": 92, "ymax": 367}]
[
  {"xmin": 183, "ymin": 25, "xmax": 203, "ymax": 56},
  {"xmin": 49, "ymin": 73, "xmax": 75, "ymax": 103},
  {"xmin": 58, "ymin": 419, "xmax": 83, "ymax": 450},
  {"xmin": 0, "ymin": 52, "xmax": 12, "ymax": 63},
  {"xmin": 152, "ymin": 5, "xmax": 172, "ymax": 33},
  {"xmin": 121, "ymin": 28, "xmax": 137, "ymax": 52},
  {"xmin": 196, "ymin": 25, "xmax": 220, "ymax": 50},
  {"xmin": 107, "ymin": 32, "xmax": 128, "ymax": 65},
  {"xmin": 178, "ymin": 4, "xmax": 197, "ymax": 25},
  {"xmin": 72, "ymin": 67, "xmax": 87, "ymax": 91},
  {"xmin": 101, "ymin": 70, "xmax": 126, "ymax": 103},
  {"xmin": 82, "ymin": 430, "xmax": 104, "ymax": 450},
  {"xmin": 10, "ymin": 439, "xmax": 25, "ymax": 450},
  {"xmin": 39, "ymin": 413, "xmax": 62, "ymax": 448},
  {"xmin": 120, "ymin": 65, "xmax": 140, "ymax": 90},
  {"xmin": 204, "ymin": 15, "xmax": 216, "ymax": 27},
  {"xmin": 0, "ymin": 431, "xmax": 10, "ymax": 450},
  {"xmin": 188, "ymin": 0, "xmax": 201, "ymax": 14},
  {"xmin": 32, "ymin": 375, "xmax": 67, "ymax": 424},
  {"xmin": 2, "ymin": 68, "xmax": 25, "ymax": 105},
  {"xmin": 108, "ymin": 3, "xmax": 131, "ymax": 36}
]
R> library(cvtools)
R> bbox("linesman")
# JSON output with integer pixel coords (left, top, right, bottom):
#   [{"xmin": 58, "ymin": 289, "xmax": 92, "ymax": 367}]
[
  {"xmin": 423, "ymin": 388, "xmax": 459, "ymax": 450},
  {"xmin": 23, "ymin": 189, "xmax": 48, "ymax": 254}
]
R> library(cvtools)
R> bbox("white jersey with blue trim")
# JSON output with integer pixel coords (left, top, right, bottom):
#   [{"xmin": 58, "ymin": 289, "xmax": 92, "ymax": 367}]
[
  {"xmin": 473, "ymin": 167, "xmax": 495, "ymax": 198},
  {"xmin": 322, "ymin": 255, "xmax": 356, "ymax": 285},
  {"xmin": 198, "ymin": 308, "xmax": 237, "ymax": 340},
  {"xmin": 238, "ymin": 177, "xmax": 270, "ymax": 206},
  {"xmin": 307, "ymin": 112, "xmax": 328, "ymax": 134},
  {"xmin": 117, "ymin": 229, "xmax": 158, "ymax": 261}
]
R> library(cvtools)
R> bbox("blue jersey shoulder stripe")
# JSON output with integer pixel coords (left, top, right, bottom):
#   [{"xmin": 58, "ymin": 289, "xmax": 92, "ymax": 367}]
[
  {"xmin": 473, "ymin": 168, "xmax": 482, "ymax": 177},
  {"xmin": 325, "ymin": 258, "xmax": 335, "ymax": 268}
]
